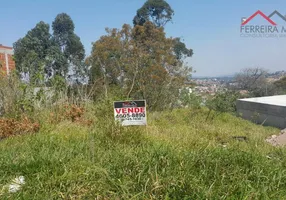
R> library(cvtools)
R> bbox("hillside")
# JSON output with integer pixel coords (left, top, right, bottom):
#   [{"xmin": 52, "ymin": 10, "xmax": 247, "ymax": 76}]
[{"xmin": 1, "ymin": 106, "xmax": 285, "ymax": 199}]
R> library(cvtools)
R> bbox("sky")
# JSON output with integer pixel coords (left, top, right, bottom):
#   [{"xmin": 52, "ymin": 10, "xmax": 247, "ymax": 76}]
[{"xmin": 1, "ymin": 0, "xmax": 286, "ymax": 77}]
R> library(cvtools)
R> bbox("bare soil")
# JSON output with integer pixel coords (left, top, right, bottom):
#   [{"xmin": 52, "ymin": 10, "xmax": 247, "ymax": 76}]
[{"xmin": 266, "ymin": 129, "xmax": 286, "ymax": 146}]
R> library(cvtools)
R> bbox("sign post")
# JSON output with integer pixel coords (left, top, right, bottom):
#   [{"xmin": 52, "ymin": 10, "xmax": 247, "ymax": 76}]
[{"xmin": 114, "ymin": 100, "xmax": 147, "ymax": 126}]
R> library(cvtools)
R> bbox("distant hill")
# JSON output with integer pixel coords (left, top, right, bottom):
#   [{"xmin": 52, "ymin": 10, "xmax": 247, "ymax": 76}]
[
  {"xmin": 192, "ymin": 70, "xmax": 286, "ymax": 80},
  {"xmin": 191, "ymin": 75, "xmax": 234, "ymax": 81},
  {"xmin": 266, "ymin": 70, "xmax": 285, "ymax": 77}
]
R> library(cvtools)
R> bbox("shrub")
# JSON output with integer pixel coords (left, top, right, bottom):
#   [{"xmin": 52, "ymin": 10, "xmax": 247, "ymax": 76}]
[
  {"xmin": 49, "ymin": 104, "xmax": 93, "ymax": 126},
  {"xmin": 0, "ymin": 73, "xmax": 22, "ymax": 117},
  {"xmin": 0, "ymin": 116, "xmax": 40, "ymax": 140},
  {"xmin": 206, "ymin": 90, "xmax": 240, "ymax": 120},
  {"xmin": 179, "ymin": 88, "xmax": 202, "ymax": 109}
]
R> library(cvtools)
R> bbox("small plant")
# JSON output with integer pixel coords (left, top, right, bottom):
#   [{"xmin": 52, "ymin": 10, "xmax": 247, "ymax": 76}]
[
  {"xmin": 64, "ymin": 104, "xmax": 84, "ymax": 122},
  {"xmin": 251, "ymin": 111, "xmax": 260, "ymax": 124}
]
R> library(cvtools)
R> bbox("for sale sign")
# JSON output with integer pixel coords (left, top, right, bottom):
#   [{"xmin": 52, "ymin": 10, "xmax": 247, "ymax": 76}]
[{"xmin": 114, "ymin": 100, "xmax": 147, "ymax": 126}]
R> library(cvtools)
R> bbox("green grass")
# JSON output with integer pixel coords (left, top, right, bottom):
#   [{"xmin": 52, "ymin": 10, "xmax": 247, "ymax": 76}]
[{"xmin": 1, "ymin": 108, "xmax": 286, "ymax": 199}]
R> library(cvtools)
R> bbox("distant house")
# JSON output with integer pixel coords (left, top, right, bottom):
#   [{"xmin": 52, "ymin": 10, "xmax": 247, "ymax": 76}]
[{"xmin": 0, "ymin": 44, "xmax": 15, "ymax": 75}]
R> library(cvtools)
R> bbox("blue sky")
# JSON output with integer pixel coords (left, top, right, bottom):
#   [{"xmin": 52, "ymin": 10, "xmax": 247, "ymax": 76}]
[{"xmin": 1, "ymin": 0, "xmax": 286, "ymax": 76}]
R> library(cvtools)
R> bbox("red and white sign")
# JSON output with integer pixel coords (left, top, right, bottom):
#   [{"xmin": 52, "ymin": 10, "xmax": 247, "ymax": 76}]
[{"xmin": 114, "ymin": 100, "xmax": 147, "ymax": 126}]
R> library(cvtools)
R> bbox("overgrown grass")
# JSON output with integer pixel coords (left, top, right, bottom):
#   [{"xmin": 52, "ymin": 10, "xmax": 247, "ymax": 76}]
[{"xmin": 1, "ymin": 107, "xmax": 286, "ymax": 199}]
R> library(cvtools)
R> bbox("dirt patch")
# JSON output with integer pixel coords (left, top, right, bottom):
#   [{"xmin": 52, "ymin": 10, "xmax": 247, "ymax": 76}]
[{"xmin": 266, "ymin": 129, "xmax": 286, "ymax": 146}]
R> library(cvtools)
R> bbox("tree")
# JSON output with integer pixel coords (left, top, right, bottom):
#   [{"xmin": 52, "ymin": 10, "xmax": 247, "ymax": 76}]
[
  {"xmin": 274, "ymin": 76, "xmax": 286, "ymax": 94},
  {"xmin": 87, "ymin": 26, "xmax": 128, "ymax": 97},
  {"xmin": 133, "ymin": 1, "xmax": 193, "ymax": 63},
  {"xmin": 133, "ymin": 0, "xmax": 174, "ymax": 27},
  {"xmin": 173, "ymin": 38, "xmax": 194, "ymax": 61},
  {"xmin": 52, "ymin": 13, "xmax": 75, "ymax": 47},
  {"xmin": 234, "ymin": 67, "xmax": 272, "ymax": 97},
  {"xmin": 88, "ymin": 22, "xmax": 192, "ymax": 110},
  {"xmin": 13, "ymin": 13, "xmax": 86, "ymax": 85},
  {"xmin": 13, "ymin": 21, "xmax": 59, "ymax": 85},
  {"xmin": 52, "ymin": 13, "xmax": 86, "ymax": 79}
]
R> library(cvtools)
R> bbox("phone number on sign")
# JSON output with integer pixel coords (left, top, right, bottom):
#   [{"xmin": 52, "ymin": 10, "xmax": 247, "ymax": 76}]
[{"xmin": 116, "ymin": 113, "xmax": 145, "ymax": 119}]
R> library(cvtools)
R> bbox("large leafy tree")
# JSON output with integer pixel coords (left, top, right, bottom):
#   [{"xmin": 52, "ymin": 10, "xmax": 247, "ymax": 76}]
[
  {"xmin": 52, "ymin": 13, "xmax": 75, "ymax": 47},
  {"xmin": 88, "ymin": 22, "xmax": 192, "ymax": 110},
  {"xmin": 133, "ymin": 0, "xmax": 174, "ymax": 27},
  {"xmin": 87, "ymin": 25, "xmax": 138, "ymax": 98},
  {"xmin": 13, "ymin": 21, "xmax": 62, "ymax": 84},
  {"xmin": 52, "ymin": 13, "xmax": 86, "ymax": 80},
  {"xmin": 13, "ymin": 13, "xmax": 86, "ymax": 85},
  {"xmin": 133, "ymin": 0, "xmax": 193, "ymax": 61}
]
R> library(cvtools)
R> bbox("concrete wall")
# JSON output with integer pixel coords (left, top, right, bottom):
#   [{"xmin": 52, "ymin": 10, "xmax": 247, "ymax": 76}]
[{"xmin": 236, "ymin": 97, "xmax": 286, "ymax": 129}]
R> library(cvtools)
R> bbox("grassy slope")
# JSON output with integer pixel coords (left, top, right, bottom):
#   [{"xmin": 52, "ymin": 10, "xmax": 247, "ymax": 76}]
[{"xmin": 1, "ymin": 108, "xmax": 286, "ymax": 199}]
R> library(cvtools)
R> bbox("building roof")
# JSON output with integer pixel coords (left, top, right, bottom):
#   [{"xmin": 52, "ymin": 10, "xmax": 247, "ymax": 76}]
[
  {"xmin": 238, "ymin": 95, "xmax": 286, "ymax": 107},
  {"xmin": 0, "ymin": 44, "xmax": 13, "ymax": 54}
]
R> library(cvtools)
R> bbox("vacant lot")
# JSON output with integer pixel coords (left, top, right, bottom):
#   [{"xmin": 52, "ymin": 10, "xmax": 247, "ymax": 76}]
[{"xmin": 0, "ymin": 107, "xmax": 285, "ymax": 199}]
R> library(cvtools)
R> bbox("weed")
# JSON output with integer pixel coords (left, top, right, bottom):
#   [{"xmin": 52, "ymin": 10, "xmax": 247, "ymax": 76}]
[{"xmin": 0, "ymin": 107, "xmax": 284, "ymax": 199}]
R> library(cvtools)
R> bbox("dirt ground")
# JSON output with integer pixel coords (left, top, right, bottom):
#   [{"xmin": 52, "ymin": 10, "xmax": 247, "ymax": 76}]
[{"xmin": 266, "ymin": 129, "xmax": 286, "ymax": 146}]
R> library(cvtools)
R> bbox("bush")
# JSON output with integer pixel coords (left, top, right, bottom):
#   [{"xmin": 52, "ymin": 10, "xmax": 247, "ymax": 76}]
[
  {"xmin": 179, "ymin": 88, "xmax": 202, "ymax": 109},
  {"xmin": 0, "ymin": 73, "xmax": 22, "ymax": 117},
  {"xmin": 206, "ymin": 90, "xmax": 240, "ymax": 120},
  {"xmin": 0, "ymin": 116, "xmax": 40, "ymax": 140},
  {"xmin": 0, "ymin": 73, "xmax": 41, "ymax": 119},
  {"xmin": 49, "ymin": 103, "xmax": 93, "ymax": 126}
]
